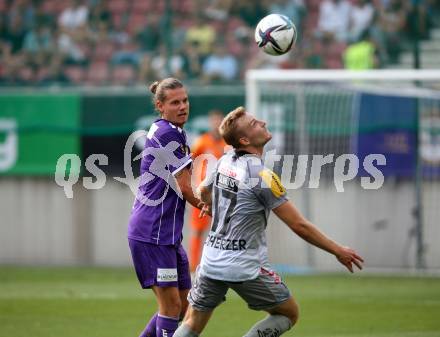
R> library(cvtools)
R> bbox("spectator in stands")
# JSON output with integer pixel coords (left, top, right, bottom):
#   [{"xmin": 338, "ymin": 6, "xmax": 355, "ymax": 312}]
[
  {"xmin": 343, "ymin": 29, "xmax": 379, "ymax": 69},
  {"xmin": 37, "ymin": 56, "xmax": 70, "ymax": 85},
  {"xmin": 0, "ymin": 41, "xmax": 17, "ymax": 86},
  {"xmin": 185, "ymin": 13, "xmax": 216, "ymax": 59},
  {"xmin": 58, "ymin": 0, "xmax": 89, "ymax": 42},
  {"xmin": 151, "ymin": 44, "xmax": 186, "ymax": 79},
  {"xmin": 137, "ymin": 53, "xmax": 155, "ymax": 84},
  {"xmin": 317, "ymin": 0, "xmax": 352, "ymax": 42},
  {"xmin": 348, "ymin": 0, "xmax": 375, "ymax": 43},
  {"xmin": 23, "ymin": 23, "xmax": 54, "ymax": 68},
  {"xmin": 0, "ymin": 14, "xmax": 6, "ymax": 38},
  {"xmin": 91, "ymin": 19, "xmax": 111, "ymax": 44},
  {"xmin": 4, "ymin": 14, "xmax": 26, "ymax": 55},
  {"xmin": 204, "ymin": 0, "xmax": 234, "ymax": 21},
  {"xmin": 268, "ymin": 0, "xmax": 306, "ymax": 36},
  {"xmin": 111, "ymin": 19, "xmax": 130, "ymax": 46},
  {"xmin": 181, "ymin": 41, "xmax": 203, "ymax": 80},
  {"xmin": 231, "ymin": 0, "xmax": 267, "ymax": 28},
  {"xmin": 55, "ymin": 29, "xmax": 87, "ymax": 65},
  {"xmin": 88, "ymin": 0, "xmax": 111, "ymax": 29},
  {"xmin": 34, "ymin": 1, "xmax": 55, "ymax": 28},
  {"xmin": 136, "ymin": 14, "xmax": 161, "ymax": 54},
  {"xmin": 407, "ymin": 0, "xmax": 431, "ymax": 41},
  {"xmin": 371, "ymin": 0, "xmax": 409, "ymax": 64},
  {"xmin": 202, "ymin": 43, "xmax": 238, "ymax": 83},
  {"xmin": 8, "ymin": 0, "xmax": 35, "ymax": 31}
]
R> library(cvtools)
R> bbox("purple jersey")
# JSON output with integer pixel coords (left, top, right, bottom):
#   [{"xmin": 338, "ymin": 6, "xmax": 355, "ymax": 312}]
[{"xmin": 128, "ymin": 119, "xmax": 192, "ymax": 245}]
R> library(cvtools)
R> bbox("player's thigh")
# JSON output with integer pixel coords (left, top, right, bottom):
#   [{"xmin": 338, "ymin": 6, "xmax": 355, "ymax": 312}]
[
  {"xmin": 176, "ymin": 243, "xmax": 191, "ymax": 291},
  {"xmin": 187, "ymin": 269, "xmax": 228, "ymax": 312},
  {"xmin": 230, "ymin": 269, "xmax": 291, "ymax": 312},
  {"xmin": 179, "ymin": 288, "xmax": 190, "ymax": 316}
]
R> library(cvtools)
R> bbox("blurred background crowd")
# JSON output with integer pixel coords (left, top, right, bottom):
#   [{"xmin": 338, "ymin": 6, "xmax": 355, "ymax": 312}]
[{"xmin": 0, "ymin": 0, "xmax": 439, "ymax": 86}]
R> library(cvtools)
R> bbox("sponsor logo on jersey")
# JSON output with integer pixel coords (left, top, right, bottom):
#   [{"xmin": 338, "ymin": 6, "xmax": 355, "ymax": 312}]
[
  {"xmin": 216, "ymin": 173, "xmax": 239, "ymax": 193},
  {"xmin": 218, "ymin": 165, "xmax": 237, "ymax": 177},
  {"xmin": 157, "ymin": 268, "xmax": 178, "ymax": 282},
  {"xmin": 218, "ymin": 161, "xmax": 246, "ymax": 181},
  {"xmin": 205, "ymin": 234, "xmax": 247, "ymax": 251},
  {"xmin": 180, "ymin": 144, "xmax": 190, "ymax": 155},
  {"xmin": 258, "ymin": 169, "xmax": 286, "ymax": 197}
]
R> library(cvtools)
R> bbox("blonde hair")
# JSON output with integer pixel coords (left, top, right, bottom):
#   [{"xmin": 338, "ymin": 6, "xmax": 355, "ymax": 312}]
[
  {"xmin": 149, "ymin": 78, "xmax": 184, "ymax": 113},
  {"xmin": 219, "ymin": 106, "xmax": 246, "ymax": 148}
]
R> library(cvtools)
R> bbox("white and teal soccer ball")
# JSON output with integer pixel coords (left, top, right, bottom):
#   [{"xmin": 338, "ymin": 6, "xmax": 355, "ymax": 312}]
[{"xmin": 255, "ymin": 14, "xmax": 297, "ymax": 56}]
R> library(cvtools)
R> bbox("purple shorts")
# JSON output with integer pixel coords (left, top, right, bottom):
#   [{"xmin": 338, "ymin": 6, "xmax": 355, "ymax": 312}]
[{"xmin": 128, "ymin": 239, "xmax": 191, "ymax": 290}]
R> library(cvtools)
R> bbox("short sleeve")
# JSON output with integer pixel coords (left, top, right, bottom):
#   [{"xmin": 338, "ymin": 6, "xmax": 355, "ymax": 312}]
[
  {"xmin": 253, "ymin": 167, "xmax": 288, "ymax": 210},
  {"xmin": 154, "ymin": 128, "xmax": 192, "ymax": 176}
]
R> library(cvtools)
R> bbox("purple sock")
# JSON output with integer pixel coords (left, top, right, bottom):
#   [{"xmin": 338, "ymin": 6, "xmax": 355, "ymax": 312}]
[
  {"xmin": 156, "ymin": 315, "xmax": 179, "ymax": 337},
  {"xmin": 139, "ymin": 313, "xmax": 158, "ymax": 337}
]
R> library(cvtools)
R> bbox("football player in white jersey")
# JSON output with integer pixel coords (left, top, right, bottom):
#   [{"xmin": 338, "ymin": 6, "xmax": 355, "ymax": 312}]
[{"xmin": 174, "ymin": 106, "xmax": 364, "ymax": 337}]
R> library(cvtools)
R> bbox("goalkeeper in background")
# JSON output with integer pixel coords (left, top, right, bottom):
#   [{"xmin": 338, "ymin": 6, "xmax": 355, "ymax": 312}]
[
  {"xmin": 174, "ymin": 106, "xmax": 364, "ymax": 337},
  {"xmin": 189, "ymin": 110, "xmax": 226, "ymax": 273}
]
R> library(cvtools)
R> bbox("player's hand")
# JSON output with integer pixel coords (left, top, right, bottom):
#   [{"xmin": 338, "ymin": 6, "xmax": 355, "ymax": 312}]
[
  {"xmin": 199, "ymin": 203, "xmax": 212, "ymax": 218},
  {"xmin": 335, "ymin": 246, "xmax": 364, "ymax": 273}
]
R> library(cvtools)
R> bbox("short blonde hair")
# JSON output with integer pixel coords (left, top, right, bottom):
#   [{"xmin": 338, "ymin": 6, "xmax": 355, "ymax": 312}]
[{"xmin": 219, "ymin": 106, "xmax": 246, "ymax": 148}]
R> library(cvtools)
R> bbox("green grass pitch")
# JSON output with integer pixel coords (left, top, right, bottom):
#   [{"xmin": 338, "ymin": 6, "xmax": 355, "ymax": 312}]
[{"xmin": 0, "ymin": 266, "xmax": 439, "ymax": 337}]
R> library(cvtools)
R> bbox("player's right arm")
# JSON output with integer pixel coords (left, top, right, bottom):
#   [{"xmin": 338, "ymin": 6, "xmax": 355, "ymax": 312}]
[{"xmin": 273, "ymin": 201, "xmax": 364, "ymax": 273}]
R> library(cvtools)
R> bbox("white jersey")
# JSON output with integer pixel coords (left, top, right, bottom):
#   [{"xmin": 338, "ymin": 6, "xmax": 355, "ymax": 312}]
[{"xmin": 200, "ymin": 150, "xmax": 288, "ymax": 282}]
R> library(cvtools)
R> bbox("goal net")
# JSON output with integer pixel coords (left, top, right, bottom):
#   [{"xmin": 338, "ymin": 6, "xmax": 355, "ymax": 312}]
[{"xmin": 246, "ymin": 70, "xmax": 440, "ymax": 273}]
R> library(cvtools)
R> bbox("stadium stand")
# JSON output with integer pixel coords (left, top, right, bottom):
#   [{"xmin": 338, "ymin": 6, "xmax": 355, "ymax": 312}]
[{"xmin": 0, "ymin": 0, "xmax": 438, "ymax": 86}]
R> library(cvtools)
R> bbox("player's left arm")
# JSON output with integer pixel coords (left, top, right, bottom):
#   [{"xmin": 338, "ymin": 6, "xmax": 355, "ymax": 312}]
[
  {"xmin": 196, "ymin": 185, "xmax": 212, "ymax": 218},
  {"xmin": 273, "ymin": 201, "xmax": 364, "ymax": 273},
  {"xmin": 175, "ymin": 167, "xmax": 206, "ymax": 211},
  {"xmin": 197, "ymin": 184, "xmax": 212, "ymax": 205},
  {"xmin": 195, "ymin": 164, "xmax": 216, "ymax": 217}
]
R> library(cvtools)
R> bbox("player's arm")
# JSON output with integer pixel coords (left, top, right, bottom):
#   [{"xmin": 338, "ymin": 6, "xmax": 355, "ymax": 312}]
[
  {"xmin": 272, "ymin": 201, "xmax": 364, "ymax": 273},
  {"xmin": 175, "ymin": 167, "xmax": 205, "ymax": 210},
  {"xmin": 196, "ymin": 184, "xmax": 212, "ymax": 218},
  {"xmin": 195, "ymin": 167, "xmax": 216, "ymax": 217}
]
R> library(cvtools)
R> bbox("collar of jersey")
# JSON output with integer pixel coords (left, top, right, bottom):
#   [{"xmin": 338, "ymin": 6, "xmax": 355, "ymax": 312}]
[{"xmin": 234, "ymin": 150, "xmax": 253, "ymax": 157}]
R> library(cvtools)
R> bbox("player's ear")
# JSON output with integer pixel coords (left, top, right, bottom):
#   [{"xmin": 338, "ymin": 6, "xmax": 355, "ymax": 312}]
[
  {"xmin": 156, "ymin": 100, "xmax": 164, "ymax": 114},
  {"xmin": 239, "ymin": 137, "xmax": 250, "ymax": 146}
]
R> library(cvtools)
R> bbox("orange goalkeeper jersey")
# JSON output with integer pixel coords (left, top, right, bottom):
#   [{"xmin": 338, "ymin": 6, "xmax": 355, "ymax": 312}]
[{"xmin": 191, "ymin": 132, "xmax": 227, "ymax": 230}]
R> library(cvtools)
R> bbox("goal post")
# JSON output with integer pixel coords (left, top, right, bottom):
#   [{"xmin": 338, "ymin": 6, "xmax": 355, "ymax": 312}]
[{"xmin": 246, "ymin": 69, "xmax": 440, "ymax": 273}]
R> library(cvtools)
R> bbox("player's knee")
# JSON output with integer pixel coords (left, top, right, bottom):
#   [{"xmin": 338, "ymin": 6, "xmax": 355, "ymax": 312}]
[
  {"xmin": 288, "ymin": 307, "xmax": 299, "ymax": 326},
  {"xmin": 180, "ymin": 300, "xmax": 189, "ymax": 318},
  {"xmin": 273, "ymin": 299, "xmax": 299, "ymax": 326}
]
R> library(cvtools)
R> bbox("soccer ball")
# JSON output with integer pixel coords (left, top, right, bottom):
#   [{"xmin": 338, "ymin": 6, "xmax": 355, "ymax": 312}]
[{"xmin": 255, "ymin": 14, "xmax": 297, "ymax": 56}]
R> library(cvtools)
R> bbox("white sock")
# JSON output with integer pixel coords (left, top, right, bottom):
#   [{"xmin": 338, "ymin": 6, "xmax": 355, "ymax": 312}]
[
  {"xmin": 173, "ymin": 323, "xmax": 199, "ymax": 337},
  {"xmin": 242, "ymin": 314, "xmax": 293, "ymax": 337}
]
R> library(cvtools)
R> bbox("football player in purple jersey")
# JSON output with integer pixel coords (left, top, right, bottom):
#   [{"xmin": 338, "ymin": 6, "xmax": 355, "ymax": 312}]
[{"xmin": 128, "ymin": 78, "xmax": 206, "ymax": 337}]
